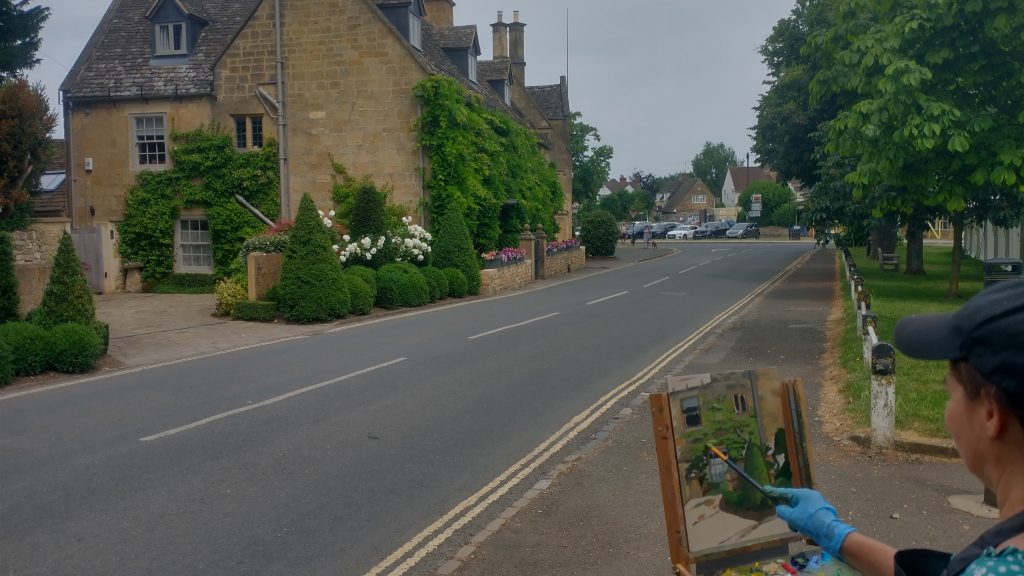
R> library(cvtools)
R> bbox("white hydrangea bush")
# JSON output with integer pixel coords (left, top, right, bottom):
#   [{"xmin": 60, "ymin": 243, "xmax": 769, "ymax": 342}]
[{"xmin": 335, "ymin": 216, "xmax": 432, "ymax": 266}]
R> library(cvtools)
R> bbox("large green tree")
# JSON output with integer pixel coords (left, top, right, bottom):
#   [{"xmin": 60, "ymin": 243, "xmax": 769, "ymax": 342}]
[
  {"xmin": 810, "ymin": 0, "xmax": 1024, "ymax": 289},
  {"xmin": 569, "ymin": 111, "xmax": 614, "ymax": 205},
  {"xmin": 0, "ymin": 0, "xmax": 49, "ymax": 81},
  {"xmin": 0, "ymin": 78, "xmax": 56, "ymax": 229},
  {"xmin": 691, "ymin": 142, "xmax": 738, "ymax": 199}
]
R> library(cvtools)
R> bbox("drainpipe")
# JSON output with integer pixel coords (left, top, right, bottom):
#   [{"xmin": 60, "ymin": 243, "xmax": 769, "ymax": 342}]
[
  {"xmin": 64, "ymin": 92, "xmax": 76, "ymax": 229},
  {"xmin": 274, "ymin": 0, "xmax": 290, "ymax": 221}
]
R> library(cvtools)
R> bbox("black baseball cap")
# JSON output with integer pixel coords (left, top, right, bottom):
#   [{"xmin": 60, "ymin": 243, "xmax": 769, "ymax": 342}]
[{"xmin": 894, "ymin": 280, "xmax": 1024, "ymax": 403}]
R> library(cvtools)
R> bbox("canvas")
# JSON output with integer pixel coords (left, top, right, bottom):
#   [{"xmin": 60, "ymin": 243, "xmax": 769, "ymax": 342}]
[{"xmin": 666, "ymin": 368, "xmax": 810, "ymax": 558}]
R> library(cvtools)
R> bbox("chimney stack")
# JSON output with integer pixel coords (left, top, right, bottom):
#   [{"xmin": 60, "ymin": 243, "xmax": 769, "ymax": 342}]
[
  {"xmin": 423, "ymin": 0, "xmax": 456, "ymax": 28},
  {"xmin": 491, "ymin": 11, "xmax": 509, "ymax": 59},
  {"xmin": 508, "ymin": 10, "xmax": 526, "ymax": 85}
]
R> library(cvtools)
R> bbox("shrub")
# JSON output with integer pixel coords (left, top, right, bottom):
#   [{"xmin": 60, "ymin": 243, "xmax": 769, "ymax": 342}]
[
  {"xmin": 0, "ymin": 231, "xmax": 19, "ymax": 323},
  {"xmin": 278, "ymin": 194, "xmax": 350, "ymax": 323},
  {"xmin": 432, "ymin": 205, "xmax": 481, "ymax": 295},
  {"xmin": 580, "ymin": 209, "xmax": 618, "ymax": 257},
  {"xmin": 264, "ymin": 283, "xmax": 281, "ymax": 303},
  {"xmin": 420, "ymin": 266, "xmax": 449, "ymax": 301},
  {"xmin": 345, "ymin": 265, "xmax": 377, "ymax": 298},
  {"xmin": 164, "ymin": 273, "xmax": 216, "ymax": 287},
  {"xmin": 214, "ymin": 277, "xmax": 248, "ymax": 316},
  {"xmin": 341, "ymin": 274, "xmax": 374, "ymax": 315},
  {"xmin": 48, "ymin": 323, "xmax": 102, "ymax": 373},
  {"xmin": 92, "ymin": 320, "xmax": 109, "ymax": 356},
  {"xmin": 349, "ymin": 180, "xmax": 390, "ymax": 239},
  {"xmin": 31, "ymin": 232, "xmax": 96, "ymax": 329},
  {"xmin": 0, "ymin": 337, "xmax": 11, "ymax": 386},
  {"xmin": 443, "ymin": 267, "xmax": 467, "ymax": 298},
  {"xmin": 0, "ymin": 321, "xmax": 50, "ymax": 376},
  {"xmin": 375, "ymin": 263, "xmax": 430, "ymax": 309},
  {"xmin": 231, "ymin": 300, "xmax": 278, "ymax": 322}
]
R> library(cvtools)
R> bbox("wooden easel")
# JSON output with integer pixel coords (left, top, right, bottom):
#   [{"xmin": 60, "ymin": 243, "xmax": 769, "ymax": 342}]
[{"xmin": 650, "ymin": 378, "xmax": 814, "ymax": 576}]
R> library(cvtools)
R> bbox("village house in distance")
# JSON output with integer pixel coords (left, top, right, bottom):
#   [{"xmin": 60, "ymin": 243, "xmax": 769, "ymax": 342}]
[{"xmin": 59, "ymin": 0, "xmax": 572, "ymax": 293}]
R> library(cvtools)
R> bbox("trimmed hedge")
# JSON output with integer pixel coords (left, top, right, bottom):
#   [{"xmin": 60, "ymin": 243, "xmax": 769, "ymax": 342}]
[
  {"xmin": 579, "ymin": 209, "xmax": 618, "ymax": 257},
  {"xmin": 443, "ymin": 267, "xmax": 467, "ymax": 298},
  {"xmin": 0, "ymin": 322, "xmax": 50, "ymax": 376},
  {"xmin": 0, "ymin": 231, "xmax": 18, "ymax": 324},
  {"xmin": 341, "ymin": 274, "xmax": 374, "ymax": 315},
  {"xmin": 31, "ymin": 232, "xmax": 96, "ymax": 329},
  {"xmin": 231, "ymin": 300, "xmax": 278, "ymax": 322},
  {"xmin": 375, "ymin": 263, "xmax": 430, "ymax": 309},
  {"xmin": 420, "ymin": 266, "xmax": 449, "ymax": 301},
  {"xmin": 345, "ymin": 265, "xmax": 377, "ymax": 298},
  {"xmin": 164, "ymin": 273, "xmax": 216, "ymax": 287},
  {"xmin": 93, "ymin": 320, "xmax": 110, "ymax": 356},
  {"xmin": 0, "ymin": 337, "xmax": 11, "ymax": 387},
  {"xmin": 48, "ymin": 323, "xmax": 102, "ymax": 373},
  {"xmin": 278, "ymin": 194, "xmax": 350, "ymax": 323},
  {"xmin": 432, "ymin": 205, "xmax": 481, "ymax": 295}
]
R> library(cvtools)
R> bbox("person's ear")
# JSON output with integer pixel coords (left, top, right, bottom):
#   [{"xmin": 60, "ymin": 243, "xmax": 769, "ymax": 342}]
[{"xmin": 982, "ymin": 390, "xmax": 1005, "ymax": 440}]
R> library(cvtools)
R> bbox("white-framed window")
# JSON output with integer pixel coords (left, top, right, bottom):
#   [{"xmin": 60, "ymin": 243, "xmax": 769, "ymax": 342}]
[
  {"xmin": 233, "ymin": 115, "xmax": 264, "ymax": 149},
  {"xmin": 132, "ymin": 115, "xmax": 167, "ymax": 169},
  {"xmin": 176, "ymin": 216, "xmax": 213, "ymax": 272},
  {"xmin": 693, "ymin": 194, "xmax": 707, "ymax": 205},
  {"xmin": 155, "ymin": 22, "xmax": 187, "ymax": 55},
  {"xmin": 409, "ymin": 13, "xmax": 422, "ymax": 50},
  {"xmin": 503, "ymin": 81, "xmax": 511, "ymax": 106},
  {"xmin": 468, "ymin": 54, "xmax": 478, "ymax": 83}
]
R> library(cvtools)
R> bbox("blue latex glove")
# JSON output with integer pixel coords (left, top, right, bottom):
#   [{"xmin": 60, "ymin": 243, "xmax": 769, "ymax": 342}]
[{"xmin": 763, "ymin": 486, "xmax": 856, "ymax": 558}]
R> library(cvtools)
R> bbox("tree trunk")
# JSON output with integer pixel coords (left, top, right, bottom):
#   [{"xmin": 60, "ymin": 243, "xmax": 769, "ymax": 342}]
[
  {"xmin": 946, "ymin": 212, "xmax": 964, "ymax": 298},
  {"xmin": 905, "ymin": 216, "xmax": 927, "ymax": 275},
  {"xmin": 868, "ymin": 221, "xmax": 898, "ymax": 260}
]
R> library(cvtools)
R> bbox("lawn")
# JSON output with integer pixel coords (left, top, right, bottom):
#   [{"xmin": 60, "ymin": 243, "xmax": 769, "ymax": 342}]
[{"xmin": 837, "ymin": 244, "xmax": 986, "ymax": 437}]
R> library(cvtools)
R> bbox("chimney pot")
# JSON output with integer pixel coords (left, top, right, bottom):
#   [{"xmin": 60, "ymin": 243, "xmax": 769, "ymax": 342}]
[
  {"xmin": 497, "ymin": 10, "xmax": 503, "ymax": 22},
  {"xmin": 514, "ymin": 10, "xmax": 519, "ymax": 22}
]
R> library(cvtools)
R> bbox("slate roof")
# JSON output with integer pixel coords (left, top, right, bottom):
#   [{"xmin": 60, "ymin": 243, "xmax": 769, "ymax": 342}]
[
  {"xmin": 525, "ymin": 83, "xmax": 566, "ymax": 121},
  {"xmin": 478, "ymin": 58, "xmax": 511, "ymax": 82},
  {"xmin": 433, "ymin": 24, "xmax": 478, "ymax": 51},
  {"xmin": 602, "ymin": 179, "xmax": 637, "ymax": 194},
  {"xmin": 35, "ymin": 139, "xmax": 68, "ymax": 218},
  {"xmin": 415, "ymin": 20, "xmax": 511, "ymax": 113},
  {"xmin": 61, "ymin": 0, "xmax": 261, "ymax": 99}
]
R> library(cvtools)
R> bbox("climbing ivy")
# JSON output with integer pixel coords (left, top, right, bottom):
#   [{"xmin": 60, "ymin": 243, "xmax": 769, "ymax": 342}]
[
  {"xmin": 413, "ymin": 76, "xmax": 563, "ymax": 251},
  {"xmin": 118, "ymin": 126, "xmax": 279, "ymax": 284}
]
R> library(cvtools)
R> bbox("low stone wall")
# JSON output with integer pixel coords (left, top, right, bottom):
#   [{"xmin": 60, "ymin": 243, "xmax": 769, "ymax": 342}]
[
  {"xmin": 544, "ymin": 247, "xmax": 585, "ymax": 278},
  {"xmin": 479, "ymin": 259, "xmax": 532, "ymax": 296},
  {"xmin": 15, "ymin": 263, "xmax": 51, "ymax": 316},
  {"xmin": 247, "ymin": 252, "xmax": 284, "ymax": 300},
  {"xmin": 10, "ymin": 221, "xmax": 68, "ymax": 265},
  {"xmin": 761, "ymin": 226, "xmax": 790, "ymax": 238}
]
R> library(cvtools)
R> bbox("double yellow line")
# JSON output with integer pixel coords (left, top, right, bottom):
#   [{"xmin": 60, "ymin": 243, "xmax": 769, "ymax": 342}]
[{"xmin": 365, "ymin": 251, "xmax": 813, "ymax": 576}]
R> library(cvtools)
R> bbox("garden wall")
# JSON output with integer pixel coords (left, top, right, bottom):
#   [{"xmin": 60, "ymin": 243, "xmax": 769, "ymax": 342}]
[
  {"xmin": 479, "ymin": 259, "xmax": 533, "ymax": 296},
  {"xmin": 543, "ymin": 247, "xmax": 585, "ymax": 279}
]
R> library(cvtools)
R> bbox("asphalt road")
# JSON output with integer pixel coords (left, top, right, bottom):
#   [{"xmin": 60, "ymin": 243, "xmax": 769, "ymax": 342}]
[{"xmin": 0, "ymin": 242, "xmax": 812, "ymax": 575}]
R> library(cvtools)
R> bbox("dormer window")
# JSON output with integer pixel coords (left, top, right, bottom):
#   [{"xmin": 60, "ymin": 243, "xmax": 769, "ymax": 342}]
[
  {"xmin": 468, "ymin": 54, "xmax": 478, "ymax": 83},
  {"xmin": 155, "ymin": 22, "xmax": 187, "ymax": 55},
  {"xmin": 409, "ymin": 13, "xmax": 422, "ymax": 50},
  {"xmin": 503, "ymin": 82, "xmax": 511, "ymax": 105}
]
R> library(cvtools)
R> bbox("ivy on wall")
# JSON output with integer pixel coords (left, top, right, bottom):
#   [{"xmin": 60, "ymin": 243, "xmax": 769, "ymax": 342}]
[
  {"xmin": 118, "ymin": 127, "xmax": 279, "ymax": 283},
  {"xmin": 413, "ymin": 76, "xmax": 563, "ymax": 251}
]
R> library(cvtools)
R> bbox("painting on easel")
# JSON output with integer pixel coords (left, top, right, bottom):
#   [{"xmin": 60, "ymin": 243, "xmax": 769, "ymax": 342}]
[{"xmin": 666, "ymin": 369, "xmax": 811, "ymax": 558}]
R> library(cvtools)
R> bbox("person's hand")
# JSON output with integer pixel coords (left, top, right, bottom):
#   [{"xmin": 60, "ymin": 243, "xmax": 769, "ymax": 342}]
[{"xmin": 763, "ymin": 486, "xmax": 856, "ymax": 558}]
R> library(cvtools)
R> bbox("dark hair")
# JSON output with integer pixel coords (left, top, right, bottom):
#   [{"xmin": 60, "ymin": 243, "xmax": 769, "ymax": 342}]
[{"xmin": 951, "ymin": 360, "xmax": 1024, "ymax": 429}]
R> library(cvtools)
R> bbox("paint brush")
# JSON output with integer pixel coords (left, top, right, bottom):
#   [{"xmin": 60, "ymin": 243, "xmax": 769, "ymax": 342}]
[{"xmin": 705, "ymin": 443, "xmax": 780, "ymax": 505}]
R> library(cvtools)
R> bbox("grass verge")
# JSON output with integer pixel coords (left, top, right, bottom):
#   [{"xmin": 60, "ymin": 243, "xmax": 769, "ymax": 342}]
[{"xmin": 838, "ymin": 244, "xmax": 985, "ymax": 438}]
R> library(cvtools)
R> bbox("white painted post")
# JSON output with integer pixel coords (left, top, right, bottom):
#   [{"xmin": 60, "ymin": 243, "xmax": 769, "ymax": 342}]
[
  {"xmin": 862, "ymin": 312, "xmax": 878, "ymax": 370},
  {"xmin": 870, "ymin": 342, "xmax": 897, "ymax": 449}
]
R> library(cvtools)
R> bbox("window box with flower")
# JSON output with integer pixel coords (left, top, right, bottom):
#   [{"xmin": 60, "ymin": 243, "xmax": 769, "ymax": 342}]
[{"xmin": 546, "ymin": 238, "xmax": 580, "ymax": 254}]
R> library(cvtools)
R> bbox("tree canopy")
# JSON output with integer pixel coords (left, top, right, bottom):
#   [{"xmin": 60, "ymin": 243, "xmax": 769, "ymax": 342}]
[
  {"xmin": 0, "ymin": 78, "xmax": 56, "ymax": 228},
  {"xmin": 691, "ymin": 142, "xmax": 738, "ymax": 199},
  {"xmin": 0, "ymin": 0, "xmax": 49, "ymax": 81},
  {"xmin": 569, "ymin": 111, "xmax": 614, "ymax": 206}
]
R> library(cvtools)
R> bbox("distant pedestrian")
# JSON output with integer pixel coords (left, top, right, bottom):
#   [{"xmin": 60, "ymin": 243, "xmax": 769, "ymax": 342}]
[
  {"xmin": 764, "ymin": 280, "xmax": 1024, "ymax": 576},
  {"xmin": 620, "ymin": 222, "xmax": 626, "ymax": 244},
  {"xmin": 643, "ymin": 225, "xmax": 652, "ymax": 248}
]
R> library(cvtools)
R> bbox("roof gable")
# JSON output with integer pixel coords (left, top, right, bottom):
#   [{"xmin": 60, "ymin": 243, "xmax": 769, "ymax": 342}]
[
  {"xmin": 434, "ymin": 25, "xmax": 480, "ymax": 55},
  {"xmin": 146, "ymin": 0, "xmax": 210, "ymax": 23},
  {"xmin": 525, "ymin": 83, "xmax": 566, "ymax": 121}
]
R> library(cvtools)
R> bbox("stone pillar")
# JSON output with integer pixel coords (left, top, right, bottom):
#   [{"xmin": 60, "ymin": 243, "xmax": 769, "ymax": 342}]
[
  {"xmin": 533, "ymin": 225, "xmax": 548, "ymax": 279},
  {"xmin": 519, "ymin": 224, "xmax": 535, "ymax": 280}
]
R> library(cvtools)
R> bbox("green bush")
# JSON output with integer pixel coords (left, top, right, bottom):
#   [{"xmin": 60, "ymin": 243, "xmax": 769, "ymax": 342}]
[
  {"xmin": 150, "ymin": 283, "xmax": 215, "ymax": 294},
  {"xmin": 92, "ymin": 320, "xmax": 109, "ymax": 356},
  {"xmin": 341, "ymin": 274, "xmax": 374, "ymax": 315},
  {"xmin": 443, "ymin": 267, "xmax": 467, "ymax": 298},
  {"xmin": 231, "ymin": 300, "xmax": 278, "ymax": 322},
  {"xmin": 420, "ymin": 266, "xmax": 449, "ymax": 301},
  {"xmin": 345, "ymin": 265, "xmax": 377, "ymax": 298},
  {"xmin": 0, "ymin": 231, "xmax": 19, "ymax": 324},
  {"xmin": 349, "ymin": 180, "xmax": 390, "ymax": 239},
  {"xmin": 31, "ymin": 232, "xmax": 96, "ymax": 329},
  {"xmin": 0, "ymin": 337, "xmax": 11, "ymax": 386},
  {"xmin": 264, "ymin": 283, "xmax": 281, "ymax": 303},
  {"xmin": 432, "ymin": 205, "xmax": 481, "ymax": 295},
  {"xmin": 375, "ymin": 263, "xmax": 430, "ymax": 309},
  {"xmin": 48, "ymin": 323, "xmax": 102, "ymax": 373},
  {"xmin": 164, "ymin": 273, "xmax": 216, "ymax": 287},
  {"xmin": 0, "ymin": 322, "xmax": 50, "ymax": 376},
  {"xmin": 579, "ymin": 209, "xmax": 618, "ymax": 257},
  {"xmin": 214, "ymin": 277, "xmax": 248, "ymax": 316},
  {"xmin": 278, "ymin": 193, "xmax": 350, "ymax": 323}
]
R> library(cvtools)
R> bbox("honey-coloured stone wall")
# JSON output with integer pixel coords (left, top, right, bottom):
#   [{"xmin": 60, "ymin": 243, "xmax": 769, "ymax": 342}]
[{"xmin": 479, "ymin": 259, "xmax": 533, "ymax": 296}]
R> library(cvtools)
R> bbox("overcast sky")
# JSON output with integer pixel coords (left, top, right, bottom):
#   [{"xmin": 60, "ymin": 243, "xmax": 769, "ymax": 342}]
[{"xmin": 30, "ymin": 0, "xmax": 796, "ymax": 179}]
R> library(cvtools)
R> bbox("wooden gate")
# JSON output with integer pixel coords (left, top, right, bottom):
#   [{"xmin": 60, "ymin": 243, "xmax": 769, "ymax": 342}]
[{"xmin": 71, "ymin": 227, "xmax": 104, "ymax": 293}]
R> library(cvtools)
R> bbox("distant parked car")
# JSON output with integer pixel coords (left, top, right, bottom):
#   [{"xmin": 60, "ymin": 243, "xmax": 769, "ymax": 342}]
[
  {"xmin": 693, "ymin": 222, "xmax": 730, "ymax": 239},
  {"xmin": 726, "ymin": 222, "xmax": 760, "ymax": 239},
  {"xmin": 666, "ymin": 225, "xmax": 698, "ymax": 239},
  {"xmin": 627, "ymin": 221, "xmax": 653, "ymax": 239},
  {"xmin": 650, "ymin": 222, "xmax": 683, "ymax": 239}
]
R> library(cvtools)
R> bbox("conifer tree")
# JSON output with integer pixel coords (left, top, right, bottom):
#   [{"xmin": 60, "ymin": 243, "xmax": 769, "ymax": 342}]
[
  {"xmin": 0, "ymin": 231, "xmax": 19, "ymax": 323},
  {"xmin": 31, "ymin": 231, "xmax": 95, "ymax": 328},
  {"xmin": 278, "ymin": 193, "xmax": 350, "ymax": 323},
  {"xmin": 432, "ymin": 205, "xmax": 480, "ymax": 295}
]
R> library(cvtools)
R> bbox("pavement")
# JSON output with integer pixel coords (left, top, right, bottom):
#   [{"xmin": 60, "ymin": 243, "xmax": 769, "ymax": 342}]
[{"xmin": 12, "ymin": 239, "xmax": 997, "ymax": 574}]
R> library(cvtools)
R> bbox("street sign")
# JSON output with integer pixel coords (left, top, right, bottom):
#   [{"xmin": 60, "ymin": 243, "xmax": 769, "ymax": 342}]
[
  {"xmin": 749, "ymin": 210, "xmax": 762, "ymax": 217},
  {"xmin": 752, "ymin": 193, "xmax": 762, "ymax": 205},
  {"xmin": 751, "ymin": 202, "xmax": 762, "ymax": 212}
]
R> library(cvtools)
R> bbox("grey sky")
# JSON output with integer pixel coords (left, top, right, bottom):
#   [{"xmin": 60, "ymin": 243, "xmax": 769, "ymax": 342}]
[{"xmin": 30, "ymin": 0, "xmax": 795, "ymax": 179}]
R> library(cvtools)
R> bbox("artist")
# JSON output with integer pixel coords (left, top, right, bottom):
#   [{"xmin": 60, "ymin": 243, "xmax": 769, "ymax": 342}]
[{"xmin": 764, "ymin": 279, "xmax": 1024, "ymax": 576}]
